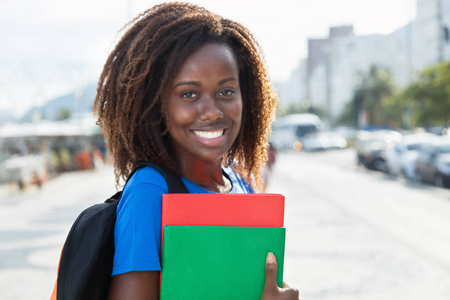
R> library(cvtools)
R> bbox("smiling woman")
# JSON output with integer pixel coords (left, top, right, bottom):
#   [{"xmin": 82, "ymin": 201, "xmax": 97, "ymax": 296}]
[
  {"xmin": 88, "ymin": 2, "xmax": 300, "ymax": 299},
  {"xmin": 166, "ymin": 43, "xmax": 243, "ymax": 169},
  {"xmin": 93, "ymin": 3, "xmax": 276, "ymax": 192}
]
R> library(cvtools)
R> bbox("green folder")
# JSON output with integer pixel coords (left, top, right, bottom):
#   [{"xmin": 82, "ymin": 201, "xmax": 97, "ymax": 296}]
[{"xmin": 160, "ymin": 226, "xmax": 285, "ymax": 300}]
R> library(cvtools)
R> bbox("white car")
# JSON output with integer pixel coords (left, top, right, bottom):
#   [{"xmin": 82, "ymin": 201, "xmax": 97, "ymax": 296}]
[
  {"xmin": 385, "ymin": 133, "xmax": 435, "ymax": 179},
  {"xmin": 302, "ymin": 132, "xmax": 347, "ymax": 151},
  {"xmin": 0, "ymin": 155, "xmax": 47, "ymax": 189}
]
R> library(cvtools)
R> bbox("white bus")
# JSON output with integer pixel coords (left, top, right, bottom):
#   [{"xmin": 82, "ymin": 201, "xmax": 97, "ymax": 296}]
[{"xmin": 271, "ymin": 113, "xmax": 322, "ymax": 150}]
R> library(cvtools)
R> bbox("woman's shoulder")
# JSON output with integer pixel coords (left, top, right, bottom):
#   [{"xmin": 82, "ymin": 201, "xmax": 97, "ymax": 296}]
[
  {"xmin": 125, "ymin": 165, "xmax": 169, "ymax": 192},
  {"xmin": 117, "ymin": 166, "xmax": 169, "ymax": 212}
]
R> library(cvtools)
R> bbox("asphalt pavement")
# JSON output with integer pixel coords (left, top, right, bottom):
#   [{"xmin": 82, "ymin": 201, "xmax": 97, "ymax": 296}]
[
  {"xmin": 1, "ymin": 150, "xmax": 450, "ymax": 299},
  {"xmin": 266, "ymin": 150, "xmax": 450, "ymax": 300}
]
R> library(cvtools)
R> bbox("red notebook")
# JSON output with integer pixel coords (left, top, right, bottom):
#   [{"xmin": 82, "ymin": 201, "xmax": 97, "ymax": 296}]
[{"xmin": 161, "ymin": 193, "xmax": 285, "ymax": 244}]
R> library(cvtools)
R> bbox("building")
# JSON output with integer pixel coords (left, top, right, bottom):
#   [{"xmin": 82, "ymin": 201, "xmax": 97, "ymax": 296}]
[
  {"xmin": 413, "ymin": 0, "xmax": 450, "ymax": 70},
  {"xmin": 279, "ymin": 0, "xmax": 450, "ymax": 126},
  {"xmin": 273, "ymin": 59, "xmax": 307, "ymax": 111}
]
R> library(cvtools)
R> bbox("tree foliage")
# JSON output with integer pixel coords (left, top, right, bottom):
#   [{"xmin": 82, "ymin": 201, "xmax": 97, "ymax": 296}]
[
  {"xmin": 335, "ymin": 100, "xmax": 355, "ymax": 127},
  {"xmin": 336, "ymin": 62, "xmax": 450, "ymax": 130},
  {"xmin": 398, "ymin": 62, "xmax": 450, "ymax": 127},
  {"xmin": 357, "ymin": 65, "xmax": 396, "ymax": 126},
  {"xmin": 336, "ymin": 65, "xmax": 399, "ymax": 128},
  {"xmin": 57, "ymin": 109, "xmax": 72, "ymax": 121}
]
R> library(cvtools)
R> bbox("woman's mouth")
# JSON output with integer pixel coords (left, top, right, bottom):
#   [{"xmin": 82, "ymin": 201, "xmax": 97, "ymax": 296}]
[{"xmin": 193, "ymin": 130, "xmax": 225, "ymax": 139}]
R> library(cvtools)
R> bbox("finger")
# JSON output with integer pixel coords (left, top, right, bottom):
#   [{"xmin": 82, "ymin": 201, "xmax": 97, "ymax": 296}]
[{"xmin": 264, "ymin": 252, "xmax": 278, "ymax": 290}]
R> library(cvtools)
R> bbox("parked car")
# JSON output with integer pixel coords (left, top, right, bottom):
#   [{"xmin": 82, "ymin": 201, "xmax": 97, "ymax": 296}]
[
  {"xmin": 355, "ymin": 130, "xmax": 401, "ymax": 171},
  {"xmin": 385, "ymin": 133, "xmax": 435, "ymax": 179},
  {"xmin": 414, "ymin": 137, "xmax": 450, "ymax": 188},
  {"xmin": 302, "ymin": 131, "xmax": 347, "ymax": 151}
]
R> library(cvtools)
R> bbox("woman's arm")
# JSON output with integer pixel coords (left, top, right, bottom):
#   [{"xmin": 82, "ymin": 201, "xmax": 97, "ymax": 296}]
[
  {"xmin": 108, "ymin": 255, "xmax": 300, "ymax": 300},
  {"xmin": 261, "ymin": 253, "xmax": 301, "ymax": 300},
  {"xmin": 108, "ymin": 271, "xmax": 160, "ymax": 300}
]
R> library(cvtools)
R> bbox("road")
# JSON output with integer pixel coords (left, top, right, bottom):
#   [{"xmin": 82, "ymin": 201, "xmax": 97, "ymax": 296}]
[
  {"xmin": 0, "ymin": 149, "xmax": 449, "ymax": 299},
  {"xmin": 266, "ymin": 149, "xmax": 450, "ymax": 300}
]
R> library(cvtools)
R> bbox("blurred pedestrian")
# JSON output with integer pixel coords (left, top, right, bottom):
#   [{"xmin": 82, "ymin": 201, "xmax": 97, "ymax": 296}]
[
  {"xmin": 93, "ymin": 2, "xmax": 299, "ymax": 299},
  {"xmin": 263, "ymin": 141, "xmax": 278, "ymax": 192}
]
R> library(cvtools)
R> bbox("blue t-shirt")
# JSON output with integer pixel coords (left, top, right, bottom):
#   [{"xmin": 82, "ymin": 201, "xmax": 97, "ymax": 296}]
[{"xmin": 112, "ymin": 165, "xmax": 253, "ymax": 276}]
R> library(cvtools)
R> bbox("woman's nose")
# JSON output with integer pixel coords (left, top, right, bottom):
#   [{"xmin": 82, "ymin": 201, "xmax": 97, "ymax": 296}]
[{"xmin": 199, "ymin": 96, "xmax": 224, "ymax": 121}]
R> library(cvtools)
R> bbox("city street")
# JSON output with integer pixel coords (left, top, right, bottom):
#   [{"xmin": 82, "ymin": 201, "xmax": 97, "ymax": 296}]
[
  {"xmin": 267, "ymin": 149, "xmax": 450, "ymax": 300},
  {"xmin": 1, "ymin": 149, "xmax": 450, "ymax": 299}
]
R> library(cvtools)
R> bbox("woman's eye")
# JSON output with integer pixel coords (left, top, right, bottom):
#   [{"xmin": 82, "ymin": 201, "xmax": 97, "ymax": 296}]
[
  {"xmin": 181, "ymin": 91, "xmax": 197, "ymax": 98},
  {"xmin": 219, "ymin": 89, "xmax": 235, "ymax": 97}
]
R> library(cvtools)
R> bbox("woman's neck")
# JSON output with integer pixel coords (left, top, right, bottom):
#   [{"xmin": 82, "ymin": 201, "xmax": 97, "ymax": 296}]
[{"xmin": 178, "ymin": 159, "xmax": 230, "ymax": 193}]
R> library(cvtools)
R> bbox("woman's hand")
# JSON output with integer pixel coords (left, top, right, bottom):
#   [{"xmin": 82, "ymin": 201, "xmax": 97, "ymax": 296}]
[{"xmin": 261, "ymin": 253, "xmax": 301, "ymax": 300}]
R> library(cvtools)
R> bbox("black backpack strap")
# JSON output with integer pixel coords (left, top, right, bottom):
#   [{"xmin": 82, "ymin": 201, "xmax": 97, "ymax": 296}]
[{"xmin": 128, "ymin": 162, "xmax": 189, "ymax": 193}]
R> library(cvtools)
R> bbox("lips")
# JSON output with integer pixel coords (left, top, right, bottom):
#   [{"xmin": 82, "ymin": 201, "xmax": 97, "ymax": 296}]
[{"xmin": 193, "ymin": 130, "xmax": 225, "ymax": 139}]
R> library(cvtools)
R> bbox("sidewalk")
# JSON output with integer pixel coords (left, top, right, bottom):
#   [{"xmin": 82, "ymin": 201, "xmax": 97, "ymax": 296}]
[{"xmin": 0, "ymin": 164, "xmax": 116, "ymax": 300}]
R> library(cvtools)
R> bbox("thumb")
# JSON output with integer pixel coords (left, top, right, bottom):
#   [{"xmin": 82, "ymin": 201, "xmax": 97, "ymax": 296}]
[{"xmin": 264, "ymin": 252, "xmax": 279, "ymax": 292}]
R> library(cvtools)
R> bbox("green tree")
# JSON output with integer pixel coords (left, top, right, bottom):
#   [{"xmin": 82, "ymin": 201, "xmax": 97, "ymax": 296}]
[
  {"xmin": 335, "ymin": 100, "xmax": 355, "ymax": 127},
  {"xmin": 56, "ymin": 109, "xmax": 72, "ymax": 121},
  {"xmin": 379, "ymin": 94, "xmax": 404, "ymax": 129},
  {"xmin": 356, "ymin": 65, "xmax": 396, "ymax": 127},
  {"xmin": 398, "ymin": 62, "xmax": 450, "ymax": 127},
  {"xmin": 336, "ymin": 65, "xmax": 398, "ymax": 128}
]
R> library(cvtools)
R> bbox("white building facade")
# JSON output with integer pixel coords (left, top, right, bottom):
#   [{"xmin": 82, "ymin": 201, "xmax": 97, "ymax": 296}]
[{"xmin": 279, "ymin": 0, "xmax": 450, "ymax": 125}]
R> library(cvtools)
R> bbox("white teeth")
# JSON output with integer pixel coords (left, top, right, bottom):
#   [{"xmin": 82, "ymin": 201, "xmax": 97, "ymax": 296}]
[{"xmin": 194, "ymin": 130, "xmax": 224, "ymax": 139}]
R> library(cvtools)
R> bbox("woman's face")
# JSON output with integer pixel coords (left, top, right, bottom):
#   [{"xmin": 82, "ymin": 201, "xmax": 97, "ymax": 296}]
[{"xmin": 165, "ymin": 43, "xmax": 243, "ymax": 165}]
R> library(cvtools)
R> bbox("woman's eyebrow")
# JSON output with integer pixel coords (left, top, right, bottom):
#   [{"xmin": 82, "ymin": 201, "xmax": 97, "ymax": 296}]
[
  {"xmin": 218, "ymin": 77, "xmax": 238, "ymax": 85},
  {"xmin": 174, "ymin": 77, "xmax": 238, "ymax": 87},
  {"xmin": 174, "ymin": 81, "xmax": 201, "ymax": 87}
]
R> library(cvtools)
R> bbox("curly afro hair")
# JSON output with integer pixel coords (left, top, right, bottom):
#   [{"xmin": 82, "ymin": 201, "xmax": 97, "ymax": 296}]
[{"xmin": 93, "ymin": 2, "xmax": 277, "ymax": 191}]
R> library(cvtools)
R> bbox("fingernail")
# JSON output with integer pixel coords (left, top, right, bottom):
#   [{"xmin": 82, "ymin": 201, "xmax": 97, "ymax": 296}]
[{"xmin": 267, "ymin": 252, "xmax": 274, "ymax": 264}]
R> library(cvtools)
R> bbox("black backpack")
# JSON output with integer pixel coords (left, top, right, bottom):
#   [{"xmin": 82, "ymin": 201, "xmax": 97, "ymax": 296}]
[{"xmin": 53, "ymin": 162, "xmax": 189, "ymax": 300}]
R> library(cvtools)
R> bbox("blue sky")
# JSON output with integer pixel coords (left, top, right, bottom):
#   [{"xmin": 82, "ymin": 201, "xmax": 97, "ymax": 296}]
[{"xmin": 0, "ymin": 0, "xmax": 416, "ymax": 117}]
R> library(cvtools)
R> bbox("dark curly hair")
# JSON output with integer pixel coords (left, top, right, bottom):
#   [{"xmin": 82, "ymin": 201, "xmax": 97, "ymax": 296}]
[{"xmin": 93, "ymin": 2, "xmax": 277, "ymax": 191}]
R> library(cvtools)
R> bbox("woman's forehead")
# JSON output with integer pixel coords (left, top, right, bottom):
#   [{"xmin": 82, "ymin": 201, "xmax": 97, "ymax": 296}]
[{"xmin": 173, "ymin": 44, "xmax": 239, "ymax": 81}]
